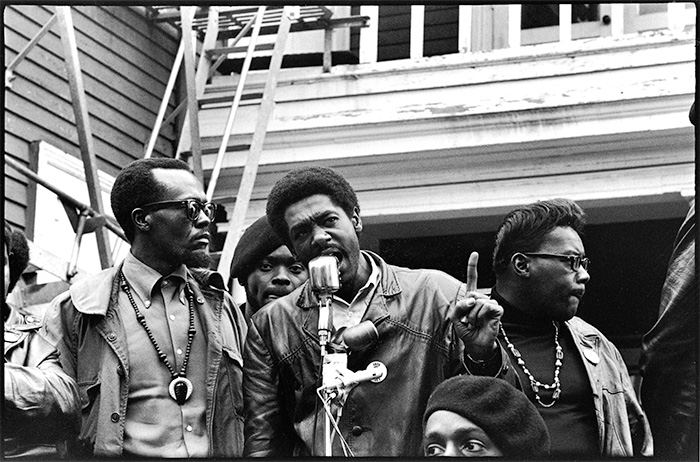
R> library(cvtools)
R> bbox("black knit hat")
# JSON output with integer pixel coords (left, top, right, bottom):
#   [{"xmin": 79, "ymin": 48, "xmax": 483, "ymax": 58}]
[
  {"xmin": 230, "ymin": 216, "xmax": 285, "ymax": 286},
  {"xmin": 424, "ymin": 375, "xmax": 550, "ymax": 458}
]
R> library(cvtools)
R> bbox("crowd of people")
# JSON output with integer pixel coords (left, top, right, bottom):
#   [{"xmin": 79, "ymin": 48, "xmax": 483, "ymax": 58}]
[{"xmin": 2, "ymin": 104, "xmax": 696, "ymax": 458}]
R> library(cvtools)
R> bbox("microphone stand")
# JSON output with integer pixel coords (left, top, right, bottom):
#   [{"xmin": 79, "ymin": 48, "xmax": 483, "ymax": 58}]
[
  {"xmin": 308, "ymin": 255, "xmax": 340, "ymax": 457},
  {"xmin": 317, "ymin": 294, "xmax": 334, "ymax": 456}
]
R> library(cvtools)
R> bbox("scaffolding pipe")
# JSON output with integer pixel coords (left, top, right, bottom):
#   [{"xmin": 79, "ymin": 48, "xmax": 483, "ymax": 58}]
[
  {"xmin": 6, "ymin": 13, "xmax": 57, "ymax": 88},
  {"xmin": 144, "ymin": 40, "xmax": 185, "ymax": 158},
  {"xmin": 206, "ymin": 6, "xmax": 266, "ymax": 201},
  {"xmin": 5, "ymin": 155, "xmax": 127, "ymax": 242},
  {"xmin": 180, "ymin": 6, "xmax": 204, "ymax": 181},
  {"xmin": 56, "ymin": 6, "xmax": 113, "ymax": 268},
  {"xmin": 217, "ymin": 6, "xmax": 293, "ymax": 283}
]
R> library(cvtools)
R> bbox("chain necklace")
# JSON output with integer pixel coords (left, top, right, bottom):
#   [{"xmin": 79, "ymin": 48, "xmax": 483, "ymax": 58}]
[
  {"xmin": 500, "ymin": 321, "xmax": 563, "ymax": 408},
  {"xmin": 120, "ymin": 271, "xmax": 196, "ymax": 405}
]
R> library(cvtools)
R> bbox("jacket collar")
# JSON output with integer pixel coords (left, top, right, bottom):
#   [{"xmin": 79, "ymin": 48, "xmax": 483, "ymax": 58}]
[
  {"xmin": 296, "ymin": 250, "xmax": 401, "ymax": 310},
  {"xmin": 298, "ymin": 251, "xmax": 397, "ymax": 342},
  {"xmin": 68, "ymin": 263, "xmax": 123, "ymax": 316}
]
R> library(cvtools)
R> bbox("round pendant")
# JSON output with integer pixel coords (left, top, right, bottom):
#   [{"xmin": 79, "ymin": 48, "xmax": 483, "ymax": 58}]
[{"xmin": 169, "ymin": 377, "xmax": 193, "ymax": 405}]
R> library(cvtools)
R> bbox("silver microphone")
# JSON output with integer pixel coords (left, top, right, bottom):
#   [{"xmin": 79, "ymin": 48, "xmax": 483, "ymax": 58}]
[
  {"xmin": 308, "ymin": 256, "xmax": 339, "ymax": 348},
  {"xmin": 309, "ymin": 255, "xmax": 340, "ymax": 300}
]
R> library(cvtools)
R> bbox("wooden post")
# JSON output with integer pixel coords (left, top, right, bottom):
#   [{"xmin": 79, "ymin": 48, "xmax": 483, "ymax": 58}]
[
  {"xmin": 55, "ymin": 6, "xmax": 112, "ymax": 269},
  {"xmin": 180, "ymin": 6, "xmax": 203, "ymax": 182},
  {"xmin": 216, "ymin": 6, "xmax": 293, "ymax": 283},
  {"xmin": 507, "ymin": 5, "xmax": 521, "ymax": 49},
  {"xmin": 458, "ymin": 6, "xmax": 472, "ymax": 53},
  {"xmin": 410, "ymin": 5, "xmax": 424, "ymax": 59},
  {"xmin": 667, "ymin": 3, "xmax": 685, "ymax": 31},
  {"xmin": 559, "ymin": 4, "xmax": 572, "ymax": 43},
  {"xmin": 359, "ymin": 6, "xmax": 378, "ymax": 63},
  {"xmin": 610, "ymin": 4, "xmax": 624, "ymax": 37},
  {"xmin": 323, "ymin": 27, "xmax": 333, "ymax": 72}
]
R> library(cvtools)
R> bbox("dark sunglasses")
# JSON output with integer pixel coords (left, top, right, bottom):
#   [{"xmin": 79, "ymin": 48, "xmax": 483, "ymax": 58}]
[
  {"xmin": 139, "ymin": 199, "xmax": 217, "ymax": 222},
  {"xmin": 521, "ymin": 252, "xmax": 590, "ymax": 272}
]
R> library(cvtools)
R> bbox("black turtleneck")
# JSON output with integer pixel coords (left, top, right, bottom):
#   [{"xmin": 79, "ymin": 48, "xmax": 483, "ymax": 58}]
[{"xmin": 492, "ymin": 287, "xmax": 600, "ymax": 458}]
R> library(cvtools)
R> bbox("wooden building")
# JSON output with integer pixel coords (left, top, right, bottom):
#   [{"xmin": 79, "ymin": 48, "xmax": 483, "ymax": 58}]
[{"xmin": 3, "ymin": 4, "xmax": 697, "ymax": 374}]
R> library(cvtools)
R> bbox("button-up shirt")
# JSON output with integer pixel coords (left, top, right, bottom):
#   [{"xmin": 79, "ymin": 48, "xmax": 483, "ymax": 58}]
[
  {"xmin": 330, "ymin": 254, "xmax": 380, "ymax": 330},
  {"xmin": 120, "ymin": 253, "xmax": 208, "ymax": 457}
]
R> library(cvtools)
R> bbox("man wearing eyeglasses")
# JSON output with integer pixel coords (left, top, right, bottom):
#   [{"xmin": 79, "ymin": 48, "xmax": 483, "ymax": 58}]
[
  {"xmin": 456, "ymin": 198, "xmax": 652, "ymax": 457},
  {"xmin": 41, "ymin": 158, "xmax": 247, "ymax": 458}
]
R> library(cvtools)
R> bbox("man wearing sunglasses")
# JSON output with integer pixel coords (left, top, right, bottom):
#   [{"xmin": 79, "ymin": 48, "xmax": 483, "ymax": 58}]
[
  {"xmin": 457, "ymin": 198, "xmax": 651, "ymax": 457},
  {"xmin": 41, "ymin": 158, "xmax": 247, "ymax": 458}
]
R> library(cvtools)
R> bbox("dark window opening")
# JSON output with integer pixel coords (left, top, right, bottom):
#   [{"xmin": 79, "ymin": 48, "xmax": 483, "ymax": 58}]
[
  {"xmin": 522, "ymin": 4, "xmax": 600, "ymax": 30},
  {"xmin": 377, "ymin": 5, "xmax": 411, "ymax": 62},
  {"xmin": 424, "ymin": 5, "xmax": 459, "ymax": 57},
  {"xmin": 350, "ymin": 5, "xmax": 461, "ymax": 63}
]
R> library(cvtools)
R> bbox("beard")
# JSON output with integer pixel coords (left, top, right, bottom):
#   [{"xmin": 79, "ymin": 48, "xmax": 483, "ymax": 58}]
[{"xmin": 182, "ymin": 248, "xmax": 213, "ymax": 269}]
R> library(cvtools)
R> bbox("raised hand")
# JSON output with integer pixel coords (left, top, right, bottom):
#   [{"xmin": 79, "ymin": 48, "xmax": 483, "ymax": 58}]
[{"xmin": 447, "ymin": 252, "xmax": 503, "ymax": 360}]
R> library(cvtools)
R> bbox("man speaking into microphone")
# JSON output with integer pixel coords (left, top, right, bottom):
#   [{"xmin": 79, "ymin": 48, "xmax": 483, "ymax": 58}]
[{"xmin": 242, "ymin": 166, "xmax": 502, "ymax": 456}]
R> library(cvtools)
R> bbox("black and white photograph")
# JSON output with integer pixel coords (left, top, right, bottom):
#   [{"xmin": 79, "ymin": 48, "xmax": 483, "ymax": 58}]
[{"xmin": 3, "ymin": 4, "xmax": 697, "ymax": 458}]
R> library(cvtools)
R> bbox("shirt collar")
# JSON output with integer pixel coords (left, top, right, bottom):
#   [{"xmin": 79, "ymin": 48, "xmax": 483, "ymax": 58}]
[
  {"xmin": 122, "ymin": 252, "xmax": 188, "ymax": 301},
  {"xmin": 334, "ymin": 251, "xmax": 380, "ymax": 308},
  {"xmin": 362, "ymin": 251, "xmax": 380, "ymax": 296}
]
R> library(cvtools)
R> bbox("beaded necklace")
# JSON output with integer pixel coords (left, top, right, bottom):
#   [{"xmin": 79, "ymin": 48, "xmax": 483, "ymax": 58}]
[
  {"xmin": 120, "ymin": 271, "xmax": 196, "ymax": 405},
  {"xmin": 500, "ymin": 321, "xmax": 563, "ymax": 408}
]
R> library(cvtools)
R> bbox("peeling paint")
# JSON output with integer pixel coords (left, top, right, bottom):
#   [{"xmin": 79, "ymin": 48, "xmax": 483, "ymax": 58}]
[{"xmin": 288, "ymin": 108, "xmax": 372, "ymax": 122}]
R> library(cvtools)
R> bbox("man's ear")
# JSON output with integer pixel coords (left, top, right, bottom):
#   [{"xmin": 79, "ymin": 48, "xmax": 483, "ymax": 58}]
[
  {"xmin": 511, "ymin": 253, "xmax": 530, "ymax": 278},
  {"xmin": 131, "ymin": 208, "xmax": 151, "ymax": 233},
  {"xmin": 352, "ymin": 208, "xmax": 363, "ymax": 232}
]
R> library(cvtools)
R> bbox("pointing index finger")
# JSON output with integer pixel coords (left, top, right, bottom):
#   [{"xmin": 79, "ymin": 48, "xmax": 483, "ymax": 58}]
[{"xmin": 466, "ymin": 251, "xmax": 479, "ymax": 293}]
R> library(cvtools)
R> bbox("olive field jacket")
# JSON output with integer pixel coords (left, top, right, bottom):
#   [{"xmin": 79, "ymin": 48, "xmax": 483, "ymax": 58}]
[{"xmin": 41, "ymin": 263, "xmax": 247, "ymax": 457}]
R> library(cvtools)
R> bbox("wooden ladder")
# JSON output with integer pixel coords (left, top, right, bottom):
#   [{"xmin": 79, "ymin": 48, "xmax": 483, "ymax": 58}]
[
  {"xmin": 144, "ymin": 6, "xmax": 369, "ymax": 284},
  {"xmin": 147, "ymin": 6, "xmax": 314, "ymax": 284}
]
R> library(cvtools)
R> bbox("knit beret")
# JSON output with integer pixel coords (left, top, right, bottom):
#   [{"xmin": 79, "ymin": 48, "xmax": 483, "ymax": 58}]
[
  {"xmin": 424, "ymin": 375, "xmax": 550, "ymax": 458},
  {"xmin": 230, "ymin": 216, "xmax": 285, "ymax": 284}
]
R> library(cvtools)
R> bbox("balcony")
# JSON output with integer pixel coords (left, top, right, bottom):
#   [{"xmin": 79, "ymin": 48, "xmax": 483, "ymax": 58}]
[{"xmin": 195, "ymin": 4, "xmax": 694, "ymax": 241}]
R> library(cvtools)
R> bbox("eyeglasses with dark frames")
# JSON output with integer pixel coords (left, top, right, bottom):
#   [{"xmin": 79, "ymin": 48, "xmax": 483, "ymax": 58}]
[
  {"xmin": 139, "ymin": 199, "xmax": 217, "ymax": 222},
  {"xmin": 521, "ymin": 253, "xmax": 590, "ymax": 272}
]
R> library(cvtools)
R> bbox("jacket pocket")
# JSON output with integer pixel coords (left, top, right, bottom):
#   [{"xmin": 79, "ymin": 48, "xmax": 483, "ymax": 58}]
[
  {"xmin": 600, "ymin": 387, "xmax": 633, "ymax": 456},
  {"xmin": 214, "ymin": 346, "xmax": 244, "ymax": 456},
  {"xmin": 77, "ymin": 379, "xmax": 100, "ymax": 448},
  {"xmin": 222, "ymin": 346, "xmax": 244, "ymax": 414}
]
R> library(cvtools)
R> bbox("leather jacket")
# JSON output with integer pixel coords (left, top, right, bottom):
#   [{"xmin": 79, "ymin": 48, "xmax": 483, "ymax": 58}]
[
  {"xmin": 243, "ymin": 251, "xmax": 467, "ymax": 457},
  {"xmin": 640, "ymin": 201, "xmax": 696, "ymax": 458},
  {"xmin": 487, "ymin": 316, "xmax": 653, "ymax": 457},
  {"xmin": 4, "ymin": 319, "xmax": 81, "ymax": 458},
  {"xmin": 41, "ymin": 263, "xmax": 247, "ymax": 457}
]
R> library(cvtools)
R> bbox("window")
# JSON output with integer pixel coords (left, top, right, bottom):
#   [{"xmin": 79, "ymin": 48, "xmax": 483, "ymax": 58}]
[{"xmin": 521, "ymin": 4, "xmax": 600, "ymax": 30}]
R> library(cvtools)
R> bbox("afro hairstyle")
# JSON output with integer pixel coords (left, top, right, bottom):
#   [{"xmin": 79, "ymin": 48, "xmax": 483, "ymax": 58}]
[{"xmin": 266, "ymin": 166, "xmax": 359, "ymax": 248}]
